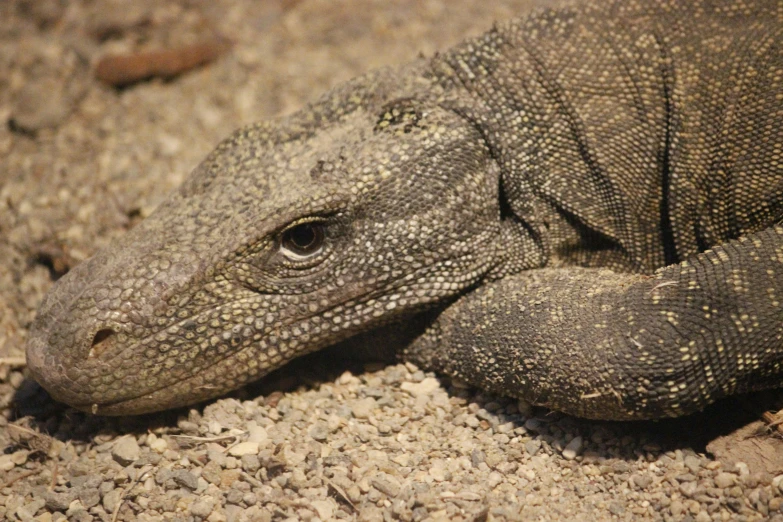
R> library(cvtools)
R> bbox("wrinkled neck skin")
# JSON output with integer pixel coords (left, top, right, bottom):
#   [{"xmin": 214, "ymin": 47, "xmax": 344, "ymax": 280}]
[{"xmin": 25, "ymin": 58, "xmax": 542, "ymax": 416}]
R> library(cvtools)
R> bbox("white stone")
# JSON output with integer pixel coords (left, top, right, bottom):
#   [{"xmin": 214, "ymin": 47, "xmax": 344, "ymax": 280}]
[
  {"xmin": 400, "ymin": 377, "xmax": 440, "ymax": 397},
  {"xmin": 228, "ymin": 442, "xmax": 259, "ymax": 457},
  {"xmin": 562, "ymin": 436, "xmax": 583, "ymax": 461}
]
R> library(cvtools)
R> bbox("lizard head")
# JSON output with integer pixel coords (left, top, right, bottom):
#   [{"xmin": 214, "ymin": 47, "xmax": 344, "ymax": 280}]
[{"xmin": 26, "ymin": 66, "xmax": 508, "ymax": 414}]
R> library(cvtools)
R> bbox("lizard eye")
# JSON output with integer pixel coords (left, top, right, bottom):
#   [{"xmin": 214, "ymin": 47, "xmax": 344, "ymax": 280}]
[{"xmin": 280, "ymin": 221, "xmax": 326, "ymax": 260}]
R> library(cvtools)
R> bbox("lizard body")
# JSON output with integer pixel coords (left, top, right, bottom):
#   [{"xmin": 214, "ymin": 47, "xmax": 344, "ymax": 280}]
[{"xmin": 26, "ymin": 0, "xmax": 783, "ymax": 419}]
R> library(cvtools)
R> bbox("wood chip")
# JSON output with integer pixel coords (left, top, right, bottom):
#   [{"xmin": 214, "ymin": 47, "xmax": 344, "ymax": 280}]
[{"xmin": 95, "ymin": 36, "xmax": 233, "ymax": 87}]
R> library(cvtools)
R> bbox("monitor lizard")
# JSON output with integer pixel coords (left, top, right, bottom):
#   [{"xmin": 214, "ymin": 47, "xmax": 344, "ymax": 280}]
[{"xmin": 25, "ymin": 0, "xmax": 783, "ymax": 420}]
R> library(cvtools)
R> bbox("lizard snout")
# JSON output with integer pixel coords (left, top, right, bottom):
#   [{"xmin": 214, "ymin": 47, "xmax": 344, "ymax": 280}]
[
  {"xmin": 23, "ymin": 220, "xmax": 276, "ymax": 415},
  {"xmin": 23, "ymin": 241, "xmax": 194, "ymax": 413},
  {"xmin": 24, "ymin": 259, "xmax": 132, "ymax": 411}
]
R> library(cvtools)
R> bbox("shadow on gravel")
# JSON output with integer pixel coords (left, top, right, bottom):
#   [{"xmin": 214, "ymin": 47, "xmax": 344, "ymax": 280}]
[
  {"xmin": 640, "ymin": 392, "xmax": 773, "ymax": 450},
  {"xmin": 9, "ymin": 343, "xmax": 366, "ymax": 442},
  {"xmin": 11, "ymin": 345, "xmax": 783, "ymax": 474}
]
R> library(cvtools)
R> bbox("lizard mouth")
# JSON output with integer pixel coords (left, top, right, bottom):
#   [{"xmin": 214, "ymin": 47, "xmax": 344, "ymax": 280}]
[
  {"xmin": 26, "ymin": 291, "xmax": 285, "ymax": 414},
  {"xmin": 28, "ymin": 254, "xmax": 472, "ymax": 415}
]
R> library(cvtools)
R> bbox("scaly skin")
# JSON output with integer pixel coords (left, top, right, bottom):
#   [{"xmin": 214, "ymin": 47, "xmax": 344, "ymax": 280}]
[{"xmin": 27, "ymin": 0, "xmax": 783, "ymax": 419}]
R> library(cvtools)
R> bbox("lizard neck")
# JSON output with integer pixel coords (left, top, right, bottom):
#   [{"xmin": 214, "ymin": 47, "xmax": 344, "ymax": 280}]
[
  {"xmin": 424, "ymin": 62, "xmax": 587, "ymax": 280},
  {"xmin": 428, "ymin": 15, "xmax": 675, "ymax": 275}
]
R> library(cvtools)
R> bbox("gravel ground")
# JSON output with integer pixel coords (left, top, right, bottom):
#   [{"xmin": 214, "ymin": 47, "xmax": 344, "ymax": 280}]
[{"xmin": 3, "ymin": 1, "xmax": 783, "ymax": 521}]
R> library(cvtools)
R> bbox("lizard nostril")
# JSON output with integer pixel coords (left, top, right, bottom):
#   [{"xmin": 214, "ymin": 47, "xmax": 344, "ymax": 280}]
[{"xmin": 89, "ymin": 328, "xmax": 117, "ymax": 359}]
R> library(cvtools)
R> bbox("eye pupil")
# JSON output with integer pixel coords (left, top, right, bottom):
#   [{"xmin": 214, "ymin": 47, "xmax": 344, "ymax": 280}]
[
  {"xmin": 289, "ymin": 224, "xmax": 316, "ymax": 249},
  {"xmin": 281, "ymin": 222, "xmax": 325, "ymax": 258}
]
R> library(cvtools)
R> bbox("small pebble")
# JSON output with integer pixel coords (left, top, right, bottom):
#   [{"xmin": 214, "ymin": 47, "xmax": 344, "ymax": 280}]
[
  {"xmin": 0, "ymin": 454, "xmax": 14, "ymax": 472},
  {"xmin": 372, "ymin": 473, "xmax": 402, "ymax": 497},
  {"xmin": 429, "ymin": 461, "xmax": 448, "ymax": 482},
  {"xmin": 16, "ymin": 498, "xmax": 45, "ymax": 521},
  {"xmin": 247, "ymin": 425, "xmax": 269, "ymax": 445},
  {"xmin": 171, "ymin": 469, "xmax": 199, "ymax": 491},
  {"xmin": 400, "ymin": 377, "xmax": 440, "ymax": 397},
  {"xmin": 102, "ymin": 489, "xmax": 122, "ymax": 513},
  {"xmin": 714, "ymin": 472, "xmax": 736, "ymax": 488},
  {"xmin": 228, "ymin": 442, "xmax": 259, "ymax": 457},
  {"xmin": 525, "ymin": 440, "xmax": 542, "ymax": 457},
  {"xmin": 684, "ymin": 455, "xmax": 702, "ymax": 473},
  {"xmin": 78, "ymin": 488, "xmax": 100, "ymax": 509},
  {"xmin": 190, "ymin": 497, "xmax": 216, "ymax": 518},
  {"xmin": 608, "ymin": 500, "xmax": 625, "ymax": 515},
  {"xmin": 633, "ymin": 475, "xmax": 653, "ymax": 489},
  {"xmin": 11, "ymin": 78, "xmax": 74, "ymax": 132},
  {"xmin": 351, "ymin": 397, "xmax": 376, "ymax": 419},
  {"xmin": 524, "ymin": 418, "xmax": 543, "ymax": 432},
  {"xmin": 112, "ymin": 437, "xmax": 140, "ymax": 466},
  {"xmin": 43, "ymin": 490, "xmax": 76, "ymax": 512},
  {"xmin": 310, "ymin": 499, "xmax": 335, "ymax": 520},
  {"xmin": 516, "ymin": 398, "xmax": 534, "ymax": 417},
  {"xmin": 149, "ymin": 437, "xmax": 169, "ymax": 454},
  {"xmin": 562, "ymin": 437, "xmax": 583, "ymax": 461},
  {"xmin": 11, "ymin": 450, "xmax": 29, "ymax": 466},
  {"xmin": 309, "ymin": 422, "xmax": 330, "ymax": 441}
]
